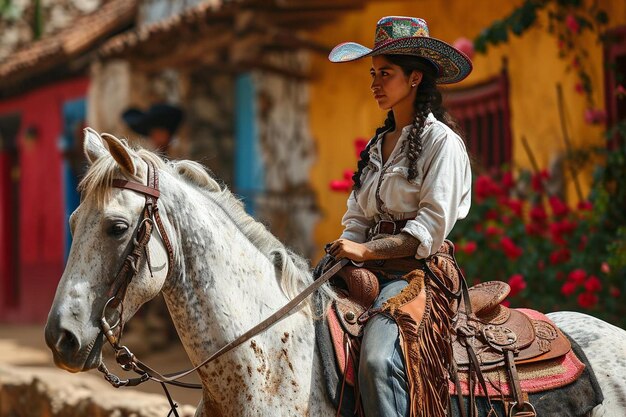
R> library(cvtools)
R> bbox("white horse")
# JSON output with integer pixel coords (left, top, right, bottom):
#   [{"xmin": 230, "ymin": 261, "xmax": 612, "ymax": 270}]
[{"xmin": 45, "ymin": 129, "xmax": 626, "ymax": 416}]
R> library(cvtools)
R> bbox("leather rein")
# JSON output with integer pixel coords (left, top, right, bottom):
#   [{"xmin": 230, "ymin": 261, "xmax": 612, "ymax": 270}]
[{"xmin": 96, "ymin": 160, "xmax": 348, "ymax": 412}]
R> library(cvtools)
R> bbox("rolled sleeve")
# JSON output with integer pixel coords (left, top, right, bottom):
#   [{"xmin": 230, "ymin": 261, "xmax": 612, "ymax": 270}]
[
  {"xmin": 340, "ymin": 191, "xmax": 373, "ymax": 243},
  {"xmin": 401, "ymin": 129, "xmax": 471, "ymax": 258}
]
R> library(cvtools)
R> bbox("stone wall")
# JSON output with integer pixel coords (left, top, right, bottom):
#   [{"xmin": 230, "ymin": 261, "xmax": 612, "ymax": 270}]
[
  {"xmin": 253, "ymin": 51, "xmax": 319, "ymax": 258},
  {"xmin": 0, "ymin": 364, "xmax": 196, "ymax": 417}
]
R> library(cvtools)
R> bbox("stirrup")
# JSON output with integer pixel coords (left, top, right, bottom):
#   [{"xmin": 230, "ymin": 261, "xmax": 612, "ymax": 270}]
[{"xmin": 508, "ymin": 401, "xmax": 536, "ymax": 417}]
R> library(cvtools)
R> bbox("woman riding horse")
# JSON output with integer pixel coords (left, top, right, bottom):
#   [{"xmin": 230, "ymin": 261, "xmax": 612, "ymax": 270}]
[{"xmin": 324, "ymin": 16, "xmax": 473, "ymax": 417}]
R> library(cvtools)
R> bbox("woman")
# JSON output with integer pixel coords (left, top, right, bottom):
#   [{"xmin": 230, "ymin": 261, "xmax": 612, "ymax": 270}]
[{"xmin": 324, "ymin": 16, "xmax": 473, "ymax": 417}]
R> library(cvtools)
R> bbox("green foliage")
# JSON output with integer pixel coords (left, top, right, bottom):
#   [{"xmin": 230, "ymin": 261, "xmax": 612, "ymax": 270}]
[{"xmin": 449, "ymin": 122, "xmax": 626, "ymax": 328}]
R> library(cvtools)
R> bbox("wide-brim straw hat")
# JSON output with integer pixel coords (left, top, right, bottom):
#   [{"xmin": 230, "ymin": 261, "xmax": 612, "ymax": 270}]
[{"xmin": 329, "ymin": 16, "xmax": 472, "ymax": 84}]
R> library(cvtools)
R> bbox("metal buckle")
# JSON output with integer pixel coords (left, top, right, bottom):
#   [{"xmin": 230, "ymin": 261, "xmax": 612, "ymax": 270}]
[{"xmin": 377, "ymin": 220, "xmax": 397, "ymax": 235}]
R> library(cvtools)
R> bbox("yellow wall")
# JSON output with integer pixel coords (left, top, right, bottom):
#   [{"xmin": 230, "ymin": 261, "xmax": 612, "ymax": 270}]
[{"xmin": 309, "ymin": 0, "xmax": 626, "ymax": 259}]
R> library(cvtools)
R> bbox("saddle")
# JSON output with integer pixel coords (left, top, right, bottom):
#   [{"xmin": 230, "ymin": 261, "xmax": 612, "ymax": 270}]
[{"xmin": 322, "ymin": 241, "xmax": 574, "ymax": 417}]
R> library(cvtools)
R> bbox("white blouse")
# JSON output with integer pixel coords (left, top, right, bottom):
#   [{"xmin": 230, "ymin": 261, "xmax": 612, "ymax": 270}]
[{"xmin": 339, "ymin": 113, "xmax": 472, "ymax": 259}]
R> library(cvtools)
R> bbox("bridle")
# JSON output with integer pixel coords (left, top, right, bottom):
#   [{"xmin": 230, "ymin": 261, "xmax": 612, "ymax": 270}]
[{"xmin": 95, "ymin": 159, "xmax": 347, "ymax": 416}]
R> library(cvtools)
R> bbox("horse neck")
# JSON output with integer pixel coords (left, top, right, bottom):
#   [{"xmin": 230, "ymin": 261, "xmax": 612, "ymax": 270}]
[{"xmin": 155, "ymin": 176, "xmax": 331, "ymax": 414}]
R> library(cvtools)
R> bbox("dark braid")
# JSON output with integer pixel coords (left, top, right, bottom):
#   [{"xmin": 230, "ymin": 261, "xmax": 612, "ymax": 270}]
[
  {"xmin": 387, "ymin": 55, "xmax": 463, "ymax": 182},
  {"xmin": 352, "ymin": 55, "xmax": 462, "ymax": 189},
  {"xmin": 352, "ymin": 111, "xmax": 395, "ymax": 190}
]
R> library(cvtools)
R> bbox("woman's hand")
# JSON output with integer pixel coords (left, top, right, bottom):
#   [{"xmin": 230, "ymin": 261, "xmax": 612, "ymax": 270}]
[{"xmin": 325, "ymin": 239, "xmax": 372, "ymax": 262}]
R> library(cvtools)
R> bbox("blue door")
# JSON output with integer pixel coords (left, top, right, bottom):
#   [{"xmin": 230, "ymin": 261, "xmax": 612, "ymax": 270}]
[{"xmin": 60, "ymin": 98, "xmax": 86, "ymax": 259}]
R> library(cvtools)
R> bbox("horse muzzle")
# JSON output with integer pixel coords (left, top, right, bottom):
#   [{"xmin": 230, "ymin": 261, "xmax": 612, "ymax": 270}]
[{"xmin": 44, "ymin": 316, "xmax": 103, "ymax": 372}]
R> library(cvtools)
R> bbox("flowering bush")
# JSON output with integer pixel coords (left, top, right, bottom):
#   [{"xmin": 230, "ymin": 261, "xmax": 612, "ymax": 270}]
[{"xmin": 448, "ymin": 124, "xmax": 626, "ymax": 327}]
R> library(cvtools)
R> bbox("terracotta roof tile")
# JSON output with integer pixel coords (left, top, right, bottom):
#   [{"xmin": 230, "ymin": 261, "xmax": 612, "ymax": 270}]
[{"xmin": 0, "ymin": 0, "xmax": 137, "ymax": 84}]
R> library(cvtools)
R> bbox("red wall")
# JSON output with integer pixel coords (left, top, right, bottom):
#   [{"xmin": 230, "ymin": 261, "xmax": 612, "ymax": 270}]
[{"xmin": 0, "ymin": 77, "xmax": 89, "ymax": 323}]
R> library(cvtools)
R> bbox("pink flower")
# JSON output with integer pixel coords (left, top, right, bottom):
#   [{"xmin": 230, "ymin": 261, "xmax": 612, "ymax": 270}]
[
  {"xmin": 453, "ymin": 37, "xmax": 475, "ymax": 60},
  {"xmin": 616, "ymin": 85, "xmax": 626, "ymax": 99},
  {"xmin": 329, "ymin": 179, "xmax": 351, "ymax": 192},
  {"xmin": 577, "ymin": 292, "xmax": 598, "ymax": 309},
  {"xmin": 601, "ymin": 262, "xmax": 611, "ymax": 274},
  {"xmin": 461, "ymin": 241, "xmax": 478, "ymax": 255},
  {"xmin": 508, "ymin": 274, "xmax": 526, "ymax": 297},
  {"xmin": 549, "ymin": 196, "xmax": 569, "ymax": 217},
  {"xmin": 566, "ymin": 14, "xmax": 580, "ymax": 34},
  {"xmin": 584, "ymin": 108, "xmax": 607, "ymax": 125},
  {"xmin": 354, "ymin": 138, "xmax": 368, "ymax": 158},
  {"xmin": 561, "ymin": 281, "xmax": 577, "ymax": 296},
  {"xmin": 584, "ymin": 275, "xmax": 602, "ymax": 292},
  {"xmin": 501, "ymin": 236, "xmax": 523, "ymax": 260},
  {"xmin": 568, "ymin": 269, "xmax": 587, "ymax": 285}
]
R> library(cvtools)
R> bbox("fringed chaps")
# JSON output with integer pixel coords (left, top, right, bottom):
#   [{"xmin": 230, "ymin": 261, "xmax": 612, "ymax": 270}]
[{"xmin": 381, "ymin": 268, "xmax": 454, "ymax": 417}]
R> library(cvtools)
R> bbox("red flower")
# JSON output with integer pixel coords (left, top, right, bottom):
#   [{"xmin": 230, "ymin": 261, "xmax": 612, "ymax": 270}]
[
  {"xmin": 501, "ymin": 236, "xmax": 523, "ymax": 260},
  {"xmin": 537, "ymin": 260, "xmax": 545, "ymax": 271},
  {"xmin": 486, "ymin": 225, "xmax": 503, "ymax": 237},
  {"xmin": 530, "ymin": 204, "xmax": 547, "ymax": 223},
  {"xmin": 343, "ymin": 169, "xmax": 354, "ymax": 181},
  {"xmin": 486, "ymin": 209, "xmax": 499, "ymax": 220},
  {"xmin": 572, "ymin": 57, "xmax": 580, "ymax": 69},
  {"xmin": 549, "ymin": 196, "xmax": 569, "ymax": 217},
  {"xmin": 584, "ymin": 275, "xmax": 602, "ymax": 292},
  {"xmin": 501, "ymin": 215, "xmax": 512, "ymax": 225},
  {"xmin": 550, "ymin": 248, "xmax": 571, "ymax": 265},
  {"xmin": 577, "ymin": 292, "xmax": 598, "ymax": 309},
  {"xmin": 568, "ymin": 269, "xmax": 587, "ymax": 285},
  {"xmin": 531, "ymin": 170, "xmax": 549, "ymax": 193},
  {"xmin": 501, "ymin": 300, "xmax": 511, "ymax": 307},
  {"xmin": 575, "ymin": 82, "xmax": 584, "ymax": 94},
  {"xmin": 601, "ymin": 262, "xmax": 610, "ymax": 274},
  {"xmin": 501, "ymin": 171, "xmax": 514, "ymax": 191},
  {"xmin": 329, "ymin": 179, "xmax": 351, "ymax": 192},
  {"xmin": 577, "ymin": 200, "xmax": 593, "ymax": 211},
  {"xmin": 504, "ymin": 198, "xmax": 523, "ymax": 217},
  {"xmin": 475, "ymin": 175, "xmax": 503, "ymax": 201},
  {"xmin": 461, "ymin": 241, "xmax": 478, "ymax": 255},
  {"xmin": 579, "ymin": 234, "xmax": 588, "ymax": 250},
  {"xmin": 610, "ymin": 286, "xmax": 621, "ymax": 298},
  {"xmin": 507, "ymin": 274, "xmax": 526, "ymax": 297},
  {"xmin": 561, "ymin": 281, "xmax": 577, "ymax": 296},
  {"xmin": 354, "ymin": 138, "xmax": 368, "ymax": 158},
  {"xmin": 525, "ymin": 223, "xmax": 544, "ymax": 236},
  {"xmin": 565, "ymin": 14, "xmax": 580, "ymax": 34}
]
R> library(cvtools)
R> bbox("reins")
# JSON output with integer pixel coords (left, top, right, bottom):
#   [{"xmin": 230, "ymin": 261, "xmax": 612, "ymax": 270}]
[{"xmin": 97, "ymin": 160, "xmax": 347, "ymax": 415}]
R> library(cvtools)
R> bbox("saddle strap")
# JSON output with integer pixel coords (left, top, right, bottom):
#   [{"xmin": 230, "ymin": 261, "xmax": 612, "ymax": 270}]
[{"xmin": 505, "ymin": 351, "xmax": 537, "ymax": 417}]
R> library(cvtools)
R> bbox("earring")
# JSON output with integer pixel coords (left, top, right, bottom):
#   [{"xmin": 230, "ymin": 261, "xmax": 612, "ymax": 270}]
[{"xmin": 411, "ymin": 83, "xmax": 416, "ymax": 87}]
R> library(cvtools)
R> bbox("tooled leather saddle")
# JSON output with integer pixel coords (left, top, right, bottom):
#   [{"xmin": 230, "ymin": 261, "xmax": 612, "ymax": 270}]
[{"xmin": 325, "ymin": 241, "xmax": 573, "ymax": 417}]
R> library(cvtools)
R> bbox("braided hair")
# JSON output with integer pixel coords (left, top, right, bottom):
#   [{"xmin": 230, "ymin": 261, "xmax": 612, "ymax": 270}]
[{"xmin": 353, "ymin": 55, "xmax": 462, "ymax": 190}]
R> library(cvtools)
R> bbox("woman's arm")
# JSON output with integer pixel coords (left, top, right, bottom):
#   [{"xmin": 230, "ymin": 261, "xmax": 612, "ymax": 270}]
[{"xmin": 326, "ymin": 232, "xmax": 419, "ymax": 262}]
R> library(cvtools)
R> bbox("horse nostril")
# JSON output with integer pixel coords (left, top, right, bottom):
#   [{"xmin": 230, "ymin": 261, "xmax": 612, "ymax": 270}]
[{"xmin": 55, "ymin": 328, "xmax": 81, "ymax": 357}]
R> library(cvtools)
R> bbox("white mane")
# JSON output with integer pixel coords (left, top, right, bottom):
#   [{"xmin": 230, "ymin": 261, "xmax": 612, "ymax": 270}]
[{"xmin": 78, "ymin": 144, "xmax": 335, "ymax": 314}]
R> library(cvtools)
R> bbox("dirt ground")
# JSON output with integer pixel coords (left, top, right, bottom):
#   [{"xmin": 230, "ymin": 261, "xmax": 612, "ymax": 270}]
[{"xmin": 0, "ymin": 323, "xmax": 202, "ymax": 409}]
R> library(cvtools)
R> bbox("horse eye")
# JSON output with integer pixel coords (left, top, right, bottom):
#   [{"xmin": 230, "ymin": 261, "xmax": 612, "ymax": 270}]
[{"xmin": 109, "ymin": 222, "xmax": 129, "ymax": 237}]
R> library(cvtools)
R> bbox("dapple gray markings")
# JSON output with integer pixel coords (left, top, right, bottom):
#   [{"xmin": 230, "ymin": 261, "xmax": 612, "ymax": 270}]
[{"xmin": 44, "ymin": 129, "xmax": 625, "ymax": 416}]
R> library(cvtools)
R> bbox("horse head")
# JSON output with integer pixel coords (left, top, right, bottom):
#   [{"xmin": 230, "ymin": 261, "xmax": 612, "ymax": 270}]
[{"xmin": 45, "ymin": 128, "xmax": 172, "ymax": 372}]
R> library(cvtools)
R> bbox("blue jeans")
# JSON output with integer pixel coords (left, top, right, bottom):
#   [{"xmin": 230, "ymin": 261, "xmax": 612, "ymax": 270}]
[{"xmin": 359, "ymin": 279, "xmax": 409, "ymax": 417}]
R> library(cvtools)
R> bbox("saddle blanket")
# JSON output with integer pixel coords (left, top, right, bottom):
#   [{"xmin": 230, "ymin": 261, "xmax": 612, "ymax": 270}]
[{"xmin": 449, "ymin": 308, "xmax": 586, "ymax": 397}]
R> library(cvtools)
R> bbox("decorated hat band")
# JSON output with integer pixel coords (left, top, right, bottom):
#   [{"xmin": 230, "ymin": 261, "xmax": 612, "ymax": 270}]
[{"xmin": 329, "ymin": 16, "xmax": 472, "ymax": 84}]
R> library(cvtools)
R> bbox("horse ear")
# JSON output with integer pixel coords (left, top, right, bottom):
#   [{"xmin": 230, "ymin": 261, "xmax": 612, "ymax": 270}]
[
  {"xmin": 83, "ymin": 127, "xmax": 107, "ymax": 164},
  {"xmin": 100, "ymin": 133, "xmax": 137, "ymax": 176}
]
